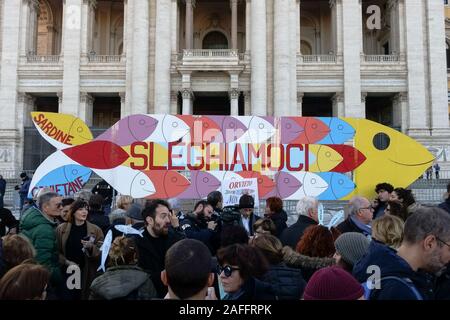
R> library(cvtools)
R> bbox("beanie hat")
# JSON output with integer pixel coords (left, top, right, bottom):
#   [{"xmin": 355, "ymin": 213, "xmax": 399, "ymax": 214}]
[
  {"xmin": 334, "ymin": 232, "xmax": 370, "ymax": 266},
  {"xmin": 20, "ymin": 172, "xmax": 27, "ymax": 179},
  {"xmin": 303, "ymin": 266, "xmax": 364, "ymax": 300},
  {"xmin": 126, "ymin": 203, "xmax": 144, "ymax": 221},
  {"xmin": 239, "ymin": 194, "xmax": 255, "ymax": 209}
]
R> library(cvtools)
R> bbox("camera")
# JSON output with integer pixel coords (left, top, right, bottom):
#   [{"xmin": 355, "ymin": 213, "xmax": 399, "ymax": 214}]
[{"xmin": 218, "ymin": 205, "xmax": 241, "ymax": 226}]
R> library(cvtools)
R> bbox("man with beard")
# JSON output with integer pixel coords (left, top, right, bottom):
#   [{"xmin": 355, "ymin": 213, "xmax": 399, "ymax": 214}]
[
  {"xmin": 353, "ymin": 207, "xmax": 450, "ymax": 300},
  {"xmin": 180, "ymin": 200, "xmax": 217, "ymax": 254},
  {"xmin": 135, "ymin": 199, "xmax": 185, "ymax": 298}
]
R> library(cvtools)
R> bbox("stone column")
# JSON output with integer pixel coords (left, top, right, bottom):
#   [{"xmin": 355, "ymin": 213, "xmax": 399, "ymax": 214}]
[
  {"xmin": 392, "ymin": 92, "xmax": 408, "ymax": 132},
  {"xmin": 426, "ymin": 0, "xmax": 450, "ymax": 135},
  {"xmin": 342, "ymin": 0, "xmax": 363, "ymax": 118},
  {"xmin": 404, "ymin": 0, "xmax": 427, "ymax": 134},
  {"xmin": 361, "ymin": 92, "xmax": 367, "ymax": 116},
  {"xmin": 229, "ymin": 89, "xmax": 240, "ymax": 116},
  {"xmin": 61, "ymin": 0, "xmax": 82, "ymax": 116},
  {"xmin": 273, "ymin": 0, "xmax": 290, "ymax": 117},
  {"xmin": 19, "ymin": 0, "xmax": 31, "ymax": 56},
  {"xmin": 28, "ymin": 0, "xmax": 39, "ymax": 55},
  {"xmin": 0, "ymin": 0, "xmax": 21, "ymax": 132},
  {"xmin": 81, "ymin": 0, "xmax": 95, "ymax": 57},
  {"xmin": 332, "ymin": 93, "xmax": 345, "ymax": 117},
  {"xmin": 170, "ymin": 91, "xmax": 179, "ymax": 114},
  {"xmin": 387, "ymin": 0, "xmax": 398, "ymax": 54},
  {"xmin": 119, "ymin": 92, "xmax": 126, "ymax": 117},
  {"xmin": 122, "ymin": 0, "xmax": 127, "ymax": 55},
  {"xmin": 185, "ymin": 0, "xmax": 194, "ymax": 49},
  {"xmin": 289, "ymin": 0, "xmax": 298, "ymax": 116},
  {"xmin": 245, "ymin": 0, "xmax": 251, "ymax": 52},
  {"xmin": 244, "ymin": 91, "xmax": 251, "ymax": 115},
  {"xmin": 250, "ymin": 0, "xmax": 267, "ymax": 115},
  {"xmin": 130, "ymin": 0, "xmax": 149, "ymax": 113},
  {"xmin": 182, "ymin": 89, "xmax": 193, "ymax": 115},
  {"xmin": 330, "ymin": 0, "xmax": 343, "ymax": 56},
  {"xmin": 154, "ymin": 0, "xmax": 172, "ymax": 113},
  {"xmin": 397, "ymin": 0, "xmax": 405, "ymax": 59},
  {"xmin": 18, "ymin": 93, "xmax": 35, "ymax": 128},
  {"xmin": 231, "ymin": 0, "xmax": 238, "ymax": 49},
  {"xmin": 297, "ymin": 92, "xmax": 304, "ymax": 116},
  {"xmin": 296, "ymin": 0, "xmax": 300, "ymax": 54},
  {"xmin": 79, "ymin": 92, "xmax": 94, "ymax": 126},
  {"xmin": 57, "ymin": 92, "xmax": 63, "ymax": 111},
  {"xmin": 124, "ymin": 0, "xmax": 133, "ymax": 113},
  {"xmin": 171, "ymin": 0, "xmax": 179, "ymax": 55}
]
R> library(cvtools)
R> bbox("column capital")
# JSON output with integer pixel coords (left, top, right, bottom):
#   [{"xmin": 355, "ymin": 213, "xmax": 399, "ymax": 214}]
[
  {"xmin": 393, "ymin": 92, "xmax": 408, "ymax": 103},
  {"xmin": 361, "ymin": 92, "xmax": 367, "ymax": 103},
  {"xmin": 332, "ymin": 93, "xmax": 344, "ymax": 103},
  {"xmin": 184, "ymin": 0, "xmax": 196, "ymax": 8},
  {"xmin": 83, "ymin": 0, "xmax": 97, "ymax": 8},
  {"xmin": 297, "ymin": 92, "xmax": 304, "ymax": 103},
  {"xmin": 119, "ymin": 92, "xmax": 126, "ymax": 104},
  {"xmin": 181, "ymin": 88, "xmax": 193, "ymax": 100},
  {"xmin": 386, "ymin": 0, "xmax": 397, "ymax": 11},
  {"xmin": 229, "ymin": 88, "xmax": 240, "ymax": 100},
  {"xmin": 80, "ymin": 92, "xmax": 94, "ymax": 104},
  {"xmin": 329, "ymin": 0, "xmax": 341, "ymax": 9},
  {"xmin": 17, "ymin": 92, "xmax": 35, "ymax": 105},
  {"xmin": 230, "ymin": 0, "xmax": 238, "ymax": 8},
  {"xmin": 57, "ymin": 92, "xmax": 63, "ymax": 104}
]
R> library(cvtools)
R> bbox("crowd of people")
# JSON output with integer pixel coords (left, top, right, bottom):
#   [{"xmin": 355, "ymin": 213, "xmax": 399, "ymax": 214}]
[{"xmin": 0, "ymin": 179, "xmax": 450, "ymax": 300}]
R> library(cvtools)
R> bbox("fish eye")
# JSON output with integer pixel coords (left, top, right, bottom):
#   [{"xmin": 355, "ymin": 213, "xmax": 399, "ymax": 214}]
[
  {"xmin": 72, "ymin": 169, "xmax": 78, "ymax": 175},
  {"xmin": 311, "ymin": 178, "xmax": 316, "ymax": 184},
  {"xmin": 339, "ymin": 179, "xmax": 344, "ymax": 185},
  {"xmin": 259, "ymin": 123, "xmax": 264, "ymax": 129},
  {"xmin": 286, "ymin": 123, "xmax": 291, "ymax": 129},
  {"xmin": 140, "ymin": 179, "xmax": 146, "ymax": 185},
  {"xmin": 230, "ymin": 122, "xmax": 235, "ymax": 128},
  {"xmin": 203, "ymin": 123, "xmax": 209, "ymax": 128},
  {"xmin": 203, "ymin": 177, "xmax": 209, "ymax": 183},
  {"xmin": 139, "ymin": 119, "xmax": 145, "ymax": 125},
  {"xmin": 172, "ymin": 122, "xmax": 178, "ymax": 128},
  {"xmin": 77, "ymin": 127, "xmax": 83, "ymax": 132},
  {"xmin": 284, "ymin": 178, "xmax": 289, "ymax": 184},
  {"xmin": 171, "ymin": 177, "xmax": 177, "ymax": 183},
  {"xmin": 338, "ymin": 124, "xmax": 343, "ymax": 130},
  {"xmin": 373, "ymin": 133, "xmax": 390, "ymax": 151},
  {"xmin": 325, "ymin": 152, "xmax": 331, "ymax": 157},
  {"xmin": 312, "ymin": 124, "xmax": 317, "ymax": 129}
]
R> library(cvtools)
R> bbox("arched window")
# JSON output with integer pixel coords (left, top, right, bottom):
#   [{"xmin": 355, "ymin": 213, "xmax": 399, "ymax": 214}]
[
  {"xmin": 202, "ymin": 31, "xmax": 228, "ymax": 49},
  {"xmin": 301, "ymin": 40, "xmax": 312, "ymax": 55}
]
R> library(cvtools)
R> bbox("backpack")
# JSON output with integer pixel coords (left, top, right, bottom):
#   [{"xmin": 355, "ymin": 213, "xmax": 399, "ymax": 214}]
[{"xmin": 362, "ymin": 276, "xmax": 423, "ymax": 300}]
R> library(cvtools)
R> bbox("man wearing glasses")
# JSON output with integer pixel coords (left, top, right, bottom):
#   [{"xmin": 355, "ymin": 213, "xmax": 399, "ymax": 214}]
[
  {"xmin": 20, "ymin": 192, "xmax": 64, "ymax": 295},
  {"xmin": 354, "ymin": 207, "xmax": 450, "ymax": 300},
  {"xmin": 337, "ymin": 196, "xmax": 373, "ymax": 237}
]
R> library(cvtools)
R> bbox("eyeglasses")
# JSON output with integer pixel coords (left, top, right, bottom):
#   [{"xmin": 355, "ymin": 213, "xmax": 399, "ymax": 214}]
[
  {"xmin": 217, "ymin": 265, "xmax": 240, "ymax": 277},
  {"xmin": 436, "ymin": 237, "xmax": 450, "ymax": 248},
  {"xmin": 359, "ymin": 206, "xmax": 374, "ymax": 211},
  {"xmin": 56, "ymin": 203, "xmax": 63, "ymax": 208}
]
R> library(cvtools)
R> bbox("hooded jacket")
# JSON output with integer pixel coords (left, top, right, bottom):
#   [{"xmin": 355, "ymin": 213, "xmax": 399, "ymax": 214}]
[
  {"xmin": 353, "ymin": 240, "xmax": 434, "ymax": 300},
  {"xmin": 282, "ymin": 246, "xmax": 335, "ymax": 282},
  {"xmin": 89, "ymin": 265, "xmax": 157, "ymax": 300},
  {"xmin": 20, "ymin": 206, "xmax": 62, "ymax": 286}
]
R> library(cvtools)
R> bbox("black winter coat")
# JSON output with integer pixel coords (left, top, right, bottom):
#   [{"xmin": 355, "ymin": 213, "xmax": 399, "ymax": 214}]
[
  {"xmin": 279, "ymin": 215, "xmax": 317, "ymax": 249},
  {"xmin": 135, "ymin": 227, "xmax": 185, "ymax": 298},
  {"xmin": 267, "ymin": 210, "xmax": 288, "ymax": 238},
  {"xmin": 263, "ymin": 263, "xmax": 306, "ymax": 300}
]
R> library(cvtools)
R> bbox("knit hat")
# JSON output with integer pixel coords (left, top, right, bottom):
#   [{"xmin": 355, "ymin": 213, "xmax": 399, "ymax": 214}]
[
  {"xmin": 239, "ymin": 194, "xmax": 255, "ymax": 209},
  {"xmin": 303, "ymin": 266, "xmax": 364, "ymax": 300},
  {"xmin": 126, "ymin": 203, "xmax": 143, "ymax": 221},
  {"xmin": 334, "ymin": 232, "xmax": 370, "ymax": 266}
]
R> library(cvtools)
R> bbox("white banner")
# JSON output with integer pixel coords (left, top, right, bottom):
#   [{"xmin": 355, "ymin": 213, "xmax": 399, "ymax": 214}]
[{"xmin": 221, "ymin": 178, "xmax": 259, "ymax": 208}]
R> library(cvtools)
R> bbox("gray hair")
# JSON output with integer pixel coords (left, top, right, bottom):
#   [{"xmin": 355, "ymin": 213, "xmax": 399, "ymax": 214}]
[
  {"xmin": 296, "ymin": 197, "xmax": 318, "ymax": 216},
  {"xmin": 109, "ymin": 208, "xmax": 127, "ymax": 224},
  {"xmin": 37, "ymin": 192, "xmax": 59, "ymax": 210},
  {"xmin": 348, "ymin": 196, "xmax": 369, "ymax": 217},
  {"xmin": 403, "ymin": 207, "xmax": 450, "ymax": 244}
]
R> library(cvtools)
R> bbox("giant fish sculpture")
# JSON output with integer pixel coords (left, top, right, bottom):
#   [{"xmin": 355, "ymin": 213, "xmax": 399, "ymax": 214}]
[{"xmin": 28, "ymin": 112, "xmax": 434, "ymax": 201}]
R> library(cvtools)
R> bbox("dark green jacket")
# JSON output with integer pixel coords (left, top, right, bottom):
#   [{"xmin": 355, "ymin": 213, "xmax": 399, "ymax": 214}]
[{"xmin": 20, "ymin": 206, "xmax": 63, "ymax": 286}]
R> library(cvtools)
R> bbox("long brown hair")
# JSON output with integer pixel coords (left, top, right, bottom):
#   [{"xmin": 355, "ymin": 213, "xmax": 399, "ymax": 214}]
[
  {"xmin": 296, "ymin": 225, "xmax": 341, "ymax": 258},
  {"xmin": 68, "ymin": 199, "xmax": 89, "ymax": 224},
  {"xmin": 0, "ymin": 263, "xmax": 50, "ymax": 300}
]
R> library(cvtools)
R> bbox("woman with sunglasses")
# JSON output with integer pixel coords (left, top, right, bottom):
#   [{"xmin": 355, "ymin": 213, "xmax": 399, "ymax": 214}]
[
  {"xmin": 56, "ymin": 199, "xmax": 104, "ymax": 299},
  {"xmin": 216, "ymin": 244, "xmax": 275, "ymax": 300}
]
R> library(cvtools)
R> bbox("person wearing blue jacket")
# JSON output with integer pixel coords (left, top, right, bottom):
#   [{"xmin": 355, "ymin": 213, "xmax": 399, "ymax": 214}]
[{"xmin": 353, "ymin": 207, "xmax": 450, "ymax": 300}]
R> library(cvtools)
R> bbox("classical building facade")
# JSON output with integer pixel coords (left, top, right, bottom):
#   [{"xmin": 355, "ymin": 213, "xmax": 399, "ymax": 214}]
[{"xmin": 0, "ymin": 0, "xmax": 449, "ymax": 172}]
